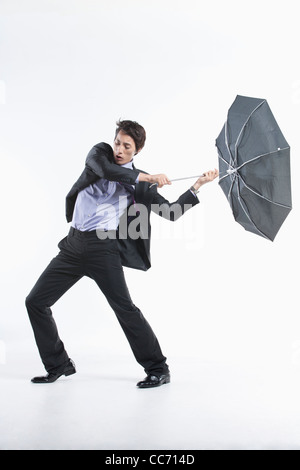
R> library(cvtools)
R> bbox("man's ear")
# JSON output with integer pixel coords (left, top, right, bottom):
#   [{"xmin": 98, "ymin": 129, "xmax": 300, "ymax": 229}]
[{"xmin": 135, "ymin": 148, "xmax": 142, "ymax": 156}]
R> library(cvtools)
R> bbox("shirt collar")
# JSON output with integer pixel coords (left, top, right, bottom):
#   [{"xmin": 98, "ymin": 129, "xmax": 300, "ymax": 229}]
[{"xmin": 121, "ymin": 160, "xmax": 134, "ymax": 170}]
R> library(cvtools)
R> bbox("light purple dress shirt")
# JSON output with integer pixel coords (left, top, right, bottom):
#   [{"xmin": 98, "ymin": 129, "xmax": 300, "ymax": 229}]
[{"xmin": 71, "ymin": 160, "xmax": 137, "ymax": 232}]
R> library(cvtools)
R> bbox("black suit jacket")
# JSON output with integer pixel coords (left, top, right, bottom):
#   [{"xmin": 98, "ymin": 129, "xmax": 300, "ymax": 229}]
[{"xmin": 66, "ymin": 142, "xmax": 199, "ymax": 271}]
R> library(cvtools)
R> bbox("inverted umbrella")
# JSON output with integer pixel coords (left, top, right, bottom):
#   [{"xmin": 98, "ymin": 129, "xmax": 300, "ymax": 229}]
[{"xmin": 216, "ymin": 95, "xmax": 292, "ymax": 241}]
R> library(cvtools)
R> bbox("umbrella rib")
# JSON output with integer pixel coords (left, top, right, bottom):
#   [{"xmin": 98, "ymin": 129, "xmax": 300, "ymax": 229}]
[
  {"xmin": 238, "ymin": 174, "xmax": 292, "ymax": 209},
  {"xmin": 227, "ymin": 177, "xmax": 236, "ymax": 203},
  {"xmin": 218, "ymin": 146, "xmax": 290, "ymax": 185},
  {"xmin": 219, "ymin": 172, "xmax": 230, "ymax": 183},
  {"xmin": 225, "ymin": 121, "xmax": 234, "ymax": 166},
  {"xmin": 236, "ymin": 147, "xmax": 290, "ymax": 172},
  {"xmin": 218, "ymin": 151, "xmax": 230, "ymax": 167},
  {"xmin": 218, "ymin": 151, "xmax": 233, "ymax": 182},
  {"xmin": 236, "ymin": 182, "xmax": 270, "ymax": 240},
  {"xmin": 234, "ymin": 100, "xmax": 266, "ymax": 164}
]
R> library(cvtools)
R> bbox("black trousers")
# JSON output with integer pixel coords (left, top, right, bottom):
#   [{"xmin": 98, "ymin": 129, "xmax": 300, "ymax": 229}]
[{"xmin": 25, "ymin": 227, "xmax": 169, "ymax": 376}]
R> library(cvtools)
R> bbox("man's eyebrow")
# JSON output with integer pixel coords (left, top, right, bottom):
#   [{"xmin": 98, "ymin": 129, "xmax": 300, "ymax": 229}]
[{"xmin": 115, "ymin": 138, "xmax": 132, "ymax": 147}]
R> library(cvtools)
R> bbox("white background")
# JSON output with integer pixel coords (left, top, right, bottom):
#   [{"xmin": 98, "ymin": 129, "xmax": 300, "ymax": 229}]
[{"xmin": 0, "ymin": 0, "xmax": 300, "ymax": 450}]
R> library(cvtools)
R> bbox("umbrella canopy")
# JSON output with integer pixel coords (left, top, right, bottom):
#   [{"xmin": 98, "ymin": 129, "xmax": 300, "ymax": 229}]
[{"xmin": 216, "ymin": 95, "xmax": 292, "ymax": 241}]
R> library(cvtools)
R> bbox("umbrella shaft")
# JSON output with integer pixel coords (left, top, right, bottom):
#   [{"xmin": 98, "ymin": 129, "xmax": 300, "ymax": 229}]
[
  {"xmin": 171, "ymin": 175, "xmax": 203, "ymax": 182},
  {"xmin": 149, "ymin": 175, "xmax": 203, "ymax": 188}
]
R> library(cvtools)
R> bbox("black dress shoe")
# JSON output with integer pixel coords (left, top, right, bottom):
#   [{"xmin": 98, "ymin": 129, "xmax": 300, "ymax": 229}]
[
  {"xmin": 136, "ymin": 373, "xmax": 170, "ymax": 389},
  {"xmin": 31, "ymin": 359, "xmax": 76, "ymax": 384}
]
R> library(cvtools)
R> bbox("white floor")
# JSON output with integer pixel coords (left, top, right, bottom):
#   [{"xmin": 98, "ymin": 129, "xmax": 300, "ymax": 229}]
[{"xmin": 1, "ymin": 347, "xmax": 300, "ymax": 450}]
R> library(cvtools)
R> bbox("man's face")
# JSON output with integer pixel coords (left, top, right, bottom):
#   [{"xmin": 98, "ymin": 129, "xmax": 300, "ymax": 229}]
[{"xmin": 113, "ymin": 131, "xmax": 139, "ymax": 165}]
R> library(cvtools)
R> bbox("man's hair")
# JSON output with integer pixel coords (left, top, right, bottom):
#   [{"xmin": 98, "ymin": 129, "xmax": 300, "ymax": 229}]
[{"xmin": 115, "ymin": 120, "xmax": 146, "ymax": 153}]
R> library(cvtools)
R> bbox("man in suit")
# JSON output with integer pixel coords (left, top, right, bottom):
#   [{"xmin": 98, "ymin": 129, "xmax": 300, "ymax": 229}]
[{"xmin": 25, "ymin": 120, "xmax": 218, "ymax": 387}]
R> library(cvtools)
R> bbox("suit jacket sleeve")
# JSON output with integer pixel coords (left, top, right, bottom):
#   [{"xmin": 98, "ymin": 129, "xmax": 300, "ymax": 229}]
[
  {"xmin": 85, "ymin": 142, "xmax": 140, "ymax": 185},
  {"xmin": 150, "ymin": 188, "xmax": 199, "ymax": 221}
]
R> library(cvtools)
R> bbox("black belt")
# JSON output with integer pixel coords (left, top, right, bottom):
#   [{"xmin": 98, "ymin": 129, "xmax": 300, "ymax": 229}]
[{"xmin": 69, "ymin": 227, "xmax": 117, "ymax": 238}]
